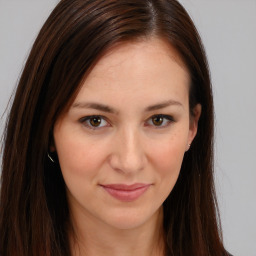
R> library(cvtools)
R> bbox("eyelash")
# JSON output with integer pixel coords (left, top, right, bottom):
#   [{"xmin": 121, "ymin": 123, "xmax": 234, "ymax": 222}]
[
  {"xmin": 79, "ymin": 115, "xmax": 110, "ymax": 130},
  {"xmin": 79, "ymin": 114, "xmax": 175, "ymax": 130},
  {"xmin": 145, "ymin": 114, "xmax": 175, "ymax": 128}
]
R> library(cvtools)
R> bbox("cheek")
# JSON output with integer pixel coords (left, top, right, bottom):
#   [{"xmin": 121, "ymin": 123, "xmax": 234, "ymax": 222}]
[
  {"xmin": 150, "ymin": 133, "xmax": 186, "ymax": 172},
  {"xmin": 148, "ymin": 133, "xmax": 187, "ymax": 195},
  {"xmin": 54, "ymin": 128, "xmax": 105, "ymax": 179}
]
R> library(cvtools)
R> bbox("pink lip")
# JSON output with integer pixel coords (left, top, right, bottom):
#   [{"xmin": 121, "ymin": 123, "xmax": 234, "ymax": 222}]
[{"xmin": 101, "ymin": 183, "xmax": 151, "ymax": 202}]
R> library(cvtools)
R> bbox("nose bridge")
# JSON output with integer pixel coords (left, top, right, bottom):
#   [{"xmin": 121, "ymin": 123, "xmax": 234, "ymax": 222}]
[{"xmin": 110, "ymin": 125, "xmax": 146, "ymax": 173}]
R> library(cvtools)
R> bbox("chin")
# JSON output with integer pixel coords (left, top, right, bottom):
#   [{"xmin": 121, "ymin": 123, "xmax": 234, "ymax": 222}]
[{"xmin": 102, "ymin": 206, "xmax": 162, "ymax": 231}]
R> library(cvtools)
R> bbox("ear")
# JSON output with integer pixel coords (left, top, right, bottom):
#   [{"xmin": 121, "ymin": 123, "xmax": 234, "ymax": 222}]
[
  {"xmin": 187, "ymin": 104, "xmax": 201, "ymax": 150},
  {"xmin": 49, "ymin": 129, "xmax": 56, "ymax": 152},
  {"xmin": 49, "ymin": 145, "xmax": 56, "ymax": 152}
]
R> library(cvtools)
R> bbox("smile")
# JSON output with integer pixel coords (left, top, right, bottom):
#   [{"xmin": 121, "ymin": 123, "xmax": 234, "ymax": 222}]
[{"xmin": 100, "ymin": 183, "xmax": 151, "ymax": 202}]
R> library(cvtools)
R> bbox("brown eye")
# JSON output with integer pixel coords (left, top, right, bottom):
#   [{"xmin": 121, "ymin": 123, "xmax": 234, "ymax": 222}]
[
  {"xmin": 80, "ymin": 115, "xmax": 109, "ymax": 130},
  {"xmin": 152, "ymin": 116, "xmax": 164, "ymax": 126},
  {"xmin": 146, "ymin": 114, "xmax": 174, "ymax": 128},
  {"xmin": 89, "ymin": 116, "xmax": 102, "ymax": 127}
]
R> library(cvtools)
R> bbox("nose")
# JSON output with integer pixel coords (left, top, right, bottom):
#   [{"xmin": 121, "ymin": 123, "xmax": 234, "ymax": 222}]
[{"xmin": 109, "ymin": 127, "xmax": 147, "ymax": 174}]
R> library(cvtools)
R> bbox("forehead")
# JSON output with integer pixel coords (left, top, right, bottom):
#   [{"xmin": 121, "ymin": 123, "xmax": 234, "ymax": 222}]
[
  {"xmin": 74, "ymin": 38, "xmax": 190, "ymax": 109},
  {"xmin": 89, "ymin": 37, "xmax": 188, "ymax": 79}
]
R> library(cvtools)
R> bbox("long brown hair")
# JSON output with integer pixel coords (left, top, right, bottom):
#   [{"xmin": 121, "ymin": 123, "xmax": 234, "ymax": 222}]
[{"xmin": 0, "ymin": 0, "xmax": 227, "ymax": 255}]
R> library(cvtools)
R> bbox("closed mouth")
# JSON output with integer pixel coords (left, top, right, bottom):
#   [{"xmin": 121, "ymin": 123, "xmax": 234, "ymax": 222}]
[{"xmin": 100, "ymin": 183, "xmax": 151, "ymax": 202}]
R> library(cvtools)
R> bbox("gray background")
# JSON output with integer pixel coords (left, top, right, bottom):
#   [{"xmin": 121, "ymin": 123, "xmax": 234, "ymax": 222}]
[{"xmin": 0, "ymin": 1, "xmax": 255, "ymax": 255}]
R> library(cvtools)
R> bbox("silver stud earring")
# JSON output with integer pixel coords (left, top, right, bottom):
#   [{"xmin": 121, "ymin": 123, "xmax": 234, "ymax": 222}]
[
  {"xmin": 47, "ymin": 152, "xmax": 55, "ymax": 163},
  {"xmin": 186, "ymin": 143, "xmax": 191, "ymax": 151}
]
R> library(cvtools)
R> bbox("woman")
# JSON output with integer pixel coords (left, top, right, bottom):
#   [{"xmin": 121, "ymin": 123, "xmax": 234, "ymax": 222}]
[{"xmin": 0, "ymin": 0, "xmax": 230, "ymax": 255}]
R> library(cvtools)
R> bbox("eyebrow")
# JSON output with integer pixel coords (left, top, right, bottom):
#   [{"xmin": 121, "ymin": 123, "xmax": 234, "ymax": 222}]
[
  {"xmin": 72, "ymin": 102, "xmax": 117, "ymax": 114},
  {"xmin": 145, "ymin": 99, "xmax": 183, "ymax": 111},
  {"xmin": 72, "ymin": 99, "xmax": 183, "ymax": 113}
]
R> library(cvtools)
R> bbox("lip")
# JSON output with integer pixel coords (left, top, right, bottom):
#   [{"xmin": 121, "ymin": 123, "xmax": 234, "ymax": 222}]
[{"xmin": 100, "ymin": 183, "xmax": 151, "ymax": 202}]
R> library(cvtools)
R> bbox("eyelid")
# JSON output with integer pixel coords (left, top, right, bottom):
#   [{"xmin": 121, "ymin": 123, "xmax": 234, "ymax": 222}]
[
  {"xmin": 79, "ymin": 115, "xmax": 110, "ymax": 130},
  {"xmin": 145, "ymin": 114, "xmax": 175, "ymax": 128},
  {"xmin": 78, "ymin": 114, "xmax": 175, "ymax": 130}
]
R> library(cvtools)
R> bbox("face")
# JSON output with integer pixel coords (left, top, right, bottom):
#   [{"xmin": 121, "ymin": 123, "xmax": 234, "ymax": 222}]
[{"xmin": 53, "ymin": 38, "xmax": 200, "ymax": 231}]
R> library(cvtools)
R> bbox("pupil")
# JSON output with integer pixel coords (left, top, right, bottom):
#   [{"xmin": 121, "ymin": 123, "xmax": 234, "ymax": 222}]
[
  {"xmin": 90, "ymin": 117, "xmax": 101, "ymax": 127},
  {"xmin": 153, "ymin": 116, "xmax": 163, "ymax": 126}
]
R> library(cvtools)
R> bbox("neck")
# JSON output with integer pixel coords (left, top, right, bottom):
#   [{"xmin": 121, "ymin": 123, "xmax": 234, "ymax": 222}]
[{"xmin": 69, "ymin": 207, "xmax": 165, "ymax": 256}]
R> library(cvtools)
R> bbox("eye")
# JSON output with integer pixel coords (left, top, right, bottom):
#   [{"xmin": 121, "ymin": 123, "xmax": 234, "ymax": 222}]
[
  {"xmin": 146, "ymin": 114, "xmax": 174, "ymax": 128},
  {"xmin": 79, "ymin": 115, "xmax": 109, "ymax": 129}
]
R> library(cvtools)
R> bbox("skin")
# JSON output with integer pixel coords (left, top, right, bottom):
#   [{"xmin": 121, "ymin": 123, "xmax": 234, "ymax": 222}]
[{"xmin": 53, "ymin": 37, "xmax": 201, "ymax": 256}]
